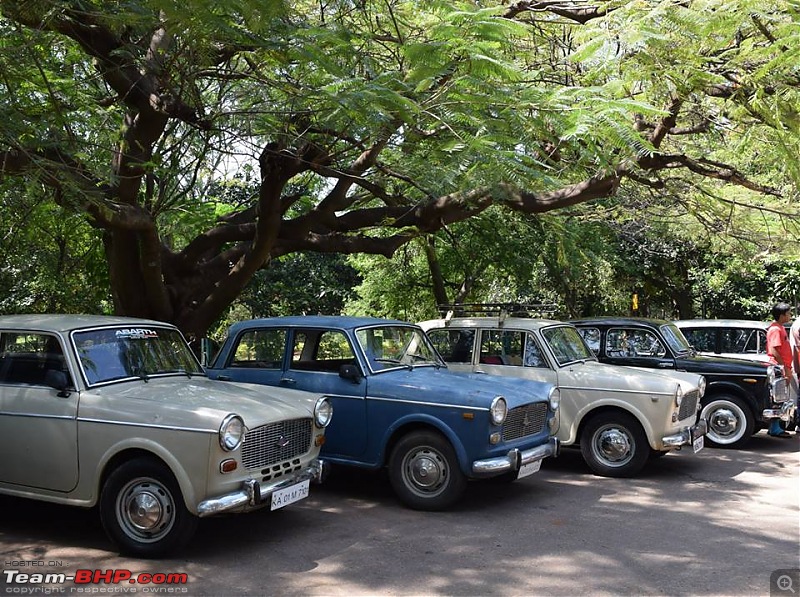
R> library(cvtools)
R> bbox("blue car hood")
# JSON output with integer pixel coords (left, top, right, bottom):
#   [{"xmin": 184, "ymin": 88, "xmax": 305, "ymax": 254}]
[{"xmin": 365, "ymin": 366, "xmax": 553, "ymax": 410}]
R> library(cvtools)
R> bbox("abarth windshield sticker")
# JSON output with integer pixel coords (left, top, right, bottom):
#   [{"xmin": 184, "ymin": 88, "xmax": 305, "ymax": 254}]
[{"xmin": 115, "ymin": 328, "xmax": 159, "ymax": 339}]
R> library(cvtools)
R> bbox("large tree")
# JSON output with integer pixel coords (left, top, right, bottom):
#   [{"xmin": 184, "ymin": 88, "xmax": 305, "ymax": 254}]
[{"xmin": 1, "ymin": 0, "xmax": 796, "ymax": 337}]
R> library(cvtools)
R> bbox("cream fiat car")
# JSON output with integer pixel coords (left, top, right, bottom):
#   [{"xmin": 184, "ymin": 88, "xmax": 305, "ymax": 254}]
[
  {"xmin": 0, "ymin": 315, "xmax": 332, "ymax": 558},
  {"xmin": 420, "ymin": 311, "xmax": 707, "ymax": 478}
]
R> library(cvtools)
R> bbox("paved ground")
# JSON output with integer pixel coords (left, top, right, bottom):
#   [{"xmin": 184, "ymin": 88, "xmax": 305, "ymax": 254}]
[{"xmin": 1, "ymin": 433, "xmax": 798, "ymax": 597}]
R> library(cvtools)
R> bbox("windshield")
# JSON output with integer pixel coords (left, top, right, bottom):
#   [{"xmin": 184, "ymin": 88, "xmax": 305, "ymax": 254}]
[
  {"xmin": 541, "ymin": 325, "xmax": 596, "ymax": 366},
  {"xmin": 660, "ymin": 323, "xmax": 692, "ymax": 355},
  {"xmin": 73, "ymin": 326, "xmax": 204, "ymax": 385},
  {"xmin": 355, "ymin": 325, "xmax": 442, "ymax": 372}
]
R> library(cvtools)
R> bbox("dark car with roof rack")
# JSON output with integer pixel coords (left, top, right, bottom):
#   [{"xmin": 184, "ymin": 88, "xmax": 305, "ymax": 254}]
[{"xmin": 570, "ymin": 317, "xmax": 792, "ymax": 449}]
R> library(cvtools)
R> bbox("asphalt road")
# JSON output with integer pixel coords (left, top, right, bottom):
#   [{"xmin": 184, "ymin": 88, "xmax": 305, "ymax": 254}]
[{"xmin": 1, "ymin": 433, "xmax": 798, "ymax": 597}]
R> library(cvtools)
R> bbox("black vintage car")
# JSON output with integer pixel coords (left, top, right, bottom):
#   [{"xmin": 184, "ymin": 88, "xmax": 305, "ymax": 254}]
[{"xmin": 570, "ymin": 317, "xmax": 790, "ymax": 449}]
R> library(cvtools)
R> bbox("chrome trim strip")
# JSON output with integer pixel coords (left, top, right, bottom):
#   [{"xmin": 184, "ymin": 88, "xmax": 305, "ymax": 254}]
[
  {"xmin": 367, "ymin": 395, "xmax": 490, "ymax": 411},
  {"xmin": 0, "ymin": 412, "xmax": 75, "ymax": 420},
  {"xmin": 77, "ymin": 417, "xmax": 214, "ymax": 434},
  {"xmin": 557, "ymin": 385, "xmax": 675, "ymax": 397}
]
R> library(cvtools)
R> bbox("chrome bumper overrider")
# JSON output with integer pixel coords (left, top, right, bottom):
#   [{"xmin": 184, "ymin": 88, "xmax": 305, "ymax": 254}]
[
  {"xmin": 196, "ymin": 459, "xmax": 324, "ymax": 517},
  {"xmin": 763, "ymin": 399, "xmax": 797, "ymax": 423},
  {"xmin": 662, "ymin": 419, "xmax": 708, "ymax": 449},
  {"xmin": 471, "ymin": 437, "xmax": 560, "ymax": 477}
]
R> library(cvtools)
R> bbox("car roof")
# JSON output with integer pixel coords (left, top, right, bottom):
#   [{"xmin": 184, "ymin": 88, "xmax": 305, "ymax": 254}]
[
  {"xmin": 420, "ymin": 317, "xmax": 564, "ymax": 331},
  {"xmin": 228, "ymin": 315, "xmax": 411, "ymax": 333},
  {"xmin": 570, "ymin": 316, "xmax": 671, "ymax": 327},
  {"xmin": 674, "ymin": 319, "xmax": 769, "ymax": 329},
  {"xmin": 0, "ymin": 314, "xmax": 174, "ymax": 333}
]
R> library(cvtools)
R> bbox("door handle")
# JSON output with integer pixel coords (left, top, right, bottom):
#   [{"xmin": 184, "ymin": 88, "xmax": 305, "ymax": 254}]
[
  {"xmin": 280, "ymin": 377, "xmax": 296, "ymax": 384},
  {"xmin": 217, "ymin": 375, "xmax": 231, "ymax": 381},
  {"xmin": 657, "ymin": 363, "xmax": 672, "ymax": 368}
]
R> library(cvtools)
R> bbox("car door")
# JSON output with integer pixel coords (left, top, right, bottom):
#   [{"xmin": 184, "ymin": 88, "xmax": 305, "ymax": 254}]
[
  {"xmin": 604, "ymin": 327, "xmax": 677, "ymax": 370},
  {"xmin": 0, "ymin": 331, "xmax": 79, "ymax": 491},
  {"xmin": 281, "ymin": 328, "xmax": 368, "ymax": 458}
]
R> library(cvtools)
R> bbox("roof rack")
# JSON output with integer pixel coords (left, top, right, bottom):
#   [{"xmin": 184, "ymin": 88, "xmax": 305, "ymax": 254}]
[{"xmin": 438, "ymin": 303, "xmax": 560, "ymax": 323}]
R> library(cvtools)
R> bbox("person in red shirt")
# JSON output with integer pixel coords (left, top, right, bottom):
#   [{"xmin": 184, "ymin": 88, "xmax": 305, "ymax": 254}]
[{"xmin": 766, "ymin": 302, "xmax": 793, "ymax": 437}]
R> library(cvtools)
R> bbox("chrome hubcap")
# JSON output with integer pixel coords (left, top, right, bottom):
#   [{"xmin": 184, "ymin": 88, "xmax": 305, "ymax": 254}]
[
  {"xmin": 708, "ymin": 408, "xmax": 739, "ymax": 437},
  {"xmin": 594, "ymin": 427, "xmax": 633, "ymax": 465},
  {"xmin": 117, "ymin": 479, "xmax": 175, "ymax": 542}
]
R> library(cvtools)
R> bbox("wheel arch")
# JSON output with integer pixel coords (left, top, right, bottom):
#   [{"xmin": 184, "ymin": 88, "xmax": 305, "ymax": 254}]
[
  {"xmin": 575, "ymin": 404, "xmax": 655, "ymax": 450},
  {"xmin": 381, "ymin": 416, "xmax": 470, "ymax": 476},
  {"xmin": 702, "ymin": 383, "xmax": 759, "ymax": 419},
  {"xmin": 95, "ymin": 444, "xmax": 196, "ymax": 513}
]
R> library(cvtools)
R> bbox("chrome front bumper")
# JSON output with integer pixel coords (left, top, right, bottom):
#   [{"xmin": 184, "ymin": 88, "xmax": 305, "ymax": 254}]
[
  {"xmin": 196, "ymin": 459, "xmax": 324, "ymax": 517},
  {"xmin": 662, "ymin": 419, "xmax": 708, "ymax": 449},
  {"xmin": 471, "ymin": 437, "xmax": 560, "ymax": 477}
]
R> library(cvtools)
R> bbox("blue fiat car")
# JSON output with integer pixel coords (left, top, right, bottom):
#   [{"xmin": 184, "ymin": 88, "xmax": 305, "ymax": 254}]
[{"xmin": 207, "ymin": 316, "xmax": 560, "ymax": 510}]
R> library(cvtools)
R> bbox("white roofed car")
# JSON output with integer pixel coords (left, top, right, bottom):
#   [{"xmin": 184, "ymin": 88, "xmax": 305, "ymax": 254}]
[
  {"xmin": 674, "ymin": 319, "xmax": 770, "ymax": 362},
  {"xmin": 0, "ymin": 315, "xmax": 332, "ymax": 558},
  {"xmin": 419, "ymin": 309, "xmax": 707, "ymax": 479}
]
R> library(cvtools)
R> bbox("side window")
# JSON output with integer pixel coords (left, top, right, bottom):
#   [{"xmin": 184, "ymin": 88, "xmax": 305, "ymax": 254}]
[
  {"xmin": 683, "ymin": 328, "xmax": 717, "ymax": 352},
  {"xmin": 577, "ymin": 328, "xmax": 601, "ymax": 354},
  {"xmin": 523, "ymin": 333, "xmax": 547, "ymax": 367},
  {"xmin": 720, "ymin": 328, "xmax": 751, "ymax": 354},
  {"xmin": 607, "ymin": 329, "xmax": 666, "ymax": 358},
  {"xmin": 479, "ymin": 330, "xmax": 524, "ymax": 365},
  {"xmin": 291, "ymin": 330, "xmax": 355, "ymax": 372},
  {"xmin": 0, "ymin": 332, "xmax": 67, "ymax": 386},
  {"xmin": 231, "ymin": 329, "xmax": 286, "ymax": 368},
  {"xmin": 427, "ymin": 329, "xmax": 475, "ymax": 364}
]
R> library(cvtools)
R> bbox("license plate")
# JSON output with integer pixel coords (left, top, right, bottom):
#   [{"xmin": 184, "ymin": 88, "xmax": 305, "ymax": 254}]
[
  {"xmin": 518, "ymin": 460, "xmax": 542, "ymax": 479},
  {"xmin": 270, "ymin": 479, "xmax": 310, "ymax": 510},
  {"xmin": 692, "ymin": 435, "xmax": 704, "ymax": 453}
]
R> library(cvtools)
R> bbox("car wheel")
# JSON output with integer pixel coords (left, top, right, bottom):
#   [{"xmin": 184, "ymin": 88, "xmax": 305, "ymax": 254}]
[
  {"xmin": 388, "ymin": 430, "xmax": 467, "ymax": 511},
  {"xmin": 700, "ymin": 395, "xmax": 754, "ymax": 449},
  {"xmin": 100, "ymin": 458, "xmax": 198, "ymax": 558},
  {"xmin": 580, "ymin": 412, "xmax": 649, "ymax": 478}
]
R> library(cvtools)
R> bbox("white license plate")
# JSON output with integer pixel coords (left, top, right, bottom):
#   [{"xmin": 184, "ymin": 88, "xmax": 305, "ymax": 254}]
[
  {"xmin": 517, "ymin": 460, "xmax": 542, "ymax": 479},
  {"xmin": 693, "ymin": 435, "xmax": 704, "ymax": 453},
  {"xmin": 270, "ymin": 479, "xmax": 310, "ymax": 510}
]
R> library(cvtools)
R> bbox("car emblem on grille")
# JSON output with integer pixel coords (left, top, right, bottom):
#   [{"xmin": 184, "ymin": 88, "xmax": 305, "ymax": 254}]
[
  {"xmin": 523, "ymin": 413, "xmax": 531, "ymax": 427},
  {"xmin": 275, "ymin": 435, "xmax": 290, "ymax": 448}
]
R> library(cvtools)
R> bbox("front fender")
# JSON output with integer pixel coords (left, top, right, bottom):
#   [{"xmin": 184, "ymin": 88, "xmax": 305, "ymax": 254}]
[{"xmin": 569, "ymin": 398, "xmax": 658, "ymax": 450}]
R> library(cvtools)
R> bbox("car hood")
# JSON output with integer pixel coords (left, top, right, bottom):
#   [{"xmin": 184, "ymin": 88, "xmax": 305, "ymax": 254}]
[
  {"xmin": 673, "ymin": 354, "xmax": 770, "ymax": 375},
  {"xmin": 80, "ymin": 375, "xmax": 320, "ymax": 430},
  {"xmin": 368, "ymin": 366, "xmax": 554, "ymax": 409},
  {"xmin": 577, "ymin": 360, "xmax": 703, "ymax": 392}
]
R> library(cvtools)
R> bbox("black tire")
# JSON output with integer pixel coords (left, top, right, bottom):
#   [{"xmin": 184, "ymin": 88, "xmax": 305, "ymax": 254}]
[
  {"xmin": 580, "ymin": 412, "xmax": 649, "ymax": 478},
  {"xmin": 700, "ymin": 394, "xmax": 754, "ymax": 449},
  {"xmin": 388, "ymin": 430, "xmax": 467, "ymax": 511},
  {"xmin": 99, "ymin": 458, "xmax": 198, "ymax": 558}
]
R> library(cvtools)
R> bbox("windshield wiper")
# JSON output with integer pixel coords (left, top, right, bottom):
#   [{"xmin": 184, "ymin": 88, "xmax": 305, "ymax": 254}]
[
  {"xmin": 131, "ymin": 365, "xmax": 149, "ymax": 382},
  {"xmin": 374, "ymin": 357, "xmax": 413, "ymax": 370}
]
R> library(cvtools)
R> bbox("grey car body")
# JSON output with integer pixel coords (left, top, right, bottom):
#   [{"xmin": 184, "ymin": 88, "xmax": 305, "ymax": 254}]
[
  {"xmin": 420, "ymin": 316, "xmax": 707, "ymax": 478},
  {"xmin": 0, "ymin": 315, "xmax": 332, "ymax": 557}
]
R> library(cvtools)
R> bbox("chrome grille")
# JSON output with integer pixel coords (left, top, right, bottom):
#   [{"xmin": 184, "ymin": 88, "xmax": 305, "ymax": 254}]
[
  {"xmin": 679, "ymin": 389, "xmax": 699, "ymax": 421},
  {"xmin": 241, "ymin": 418, "xmax": 312, "ymax": 471},
  {"xmin": 502, "ymin": 403, "xmax": 547, "ymax": 441}
]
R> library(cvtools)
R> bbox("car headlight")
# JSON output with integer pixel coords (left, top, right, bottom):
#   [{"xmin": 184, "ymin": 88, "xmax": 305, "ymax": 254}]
[
  {"xmin": 675, "ymin": 384, "xmax": 683, "ymax": 407},
  {"xmin": 548, "ymin": 387, "xmax": 561, "ymax": 412},
  {"xmin": 698, "ymin": 376, "xmax": 706, "ymax": 398},
  {"xmin": 490, "ymin": 396, "xmax": 508, "ymax": 425},
  {"xmin": 766, "ymin": 365, "xmax": 776, "ymax": 384},
  {"xmin": 314, "ymin": 397, "xmax": 334, "ymax": 428},
  {"xmin": 219, "ymin": 414, "xmax": 245, "ymax": 451}
]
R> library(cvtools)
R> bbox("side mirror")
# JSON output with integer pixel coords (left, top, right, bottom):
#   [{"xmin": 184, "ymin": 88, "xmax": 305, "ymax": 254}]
[
  {"xmin": 44, "ymin": 369, "xmax": 72, "ymax": 397},
  {"xmin": 339, "ymin": 364, "xmax": 362, "ymax": 383}
]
